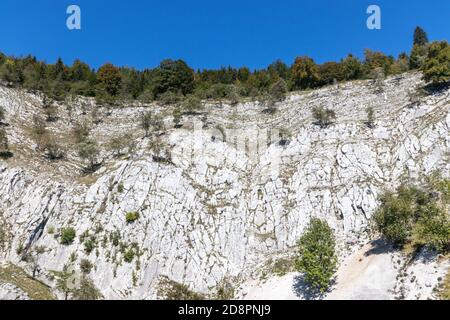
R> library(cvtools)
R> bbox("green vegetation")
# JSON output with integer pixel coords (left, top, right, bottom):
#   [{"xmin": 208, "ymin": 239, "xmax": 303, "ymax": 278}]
[
  {"xmin": 422, "ymin": 41, "xmax": 450, "ymax": 86},
  {"xmin": 157, "ymin": 276, "xmax": 205, "ymax": 300},
  {"xmin": 108, "ymin": 133, "xmax": 132, "ymax": 157},
  {"xmin": 374, "ymin": 176, "xmax": 450, "ymax": 253},
  {"xmin": 365, "ymin": 106, "xmax": 375, "ymax": 128},
  {"xmin": 125, "ymin": 211, "xmax": 140, "ymax": 223},
  {"xmin": 84, "ymin": 239, "xmax": 96, "ymax": 254},
  {"xmin": 77, "ymin": 138, "xmax": 100, "ymax": 172},
  {"xmin": 214, "ymin": 278, "xmax": 236, "ymax": 300},
  {"xmin": 123, "ymin": 249, "xmax": 135, "ymax": 263},
  {"xmin": 80, "ymin": 259, "xmax": 93, "ymax": 274},
  {"xmin": 414, "ymin": 26, "xmax": 429, "ymax": 47},
  {"xmin": 0, "ymin": 127, "xmax": 12, "ymax": 158},
  {"xmin": 71, "ymin": 276, "xmax": 103, "ymax": 300},
  {"xmin": 0, "ymin": 106, "xmax": 5, "ymax": 124},
  {"xmin": 60, "ymin": 227, "xmax": 76, "ymax": 245},
  {"xmin": 0, "ymin": 26, "xmax": 442, "ymax": 106},
  {"xmin": 312, "ymin": 106, "xmax": 336, "ymax": 128},
  {"xmin": 295, "ymin": 218, "xmax": 337, "ymax": 294}
]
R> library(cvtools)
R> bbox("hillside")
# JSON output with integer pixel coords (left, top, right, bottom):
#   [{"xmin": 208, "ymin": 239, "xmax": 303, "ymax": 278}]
[{"xmin": 0, "ymin": 71, "xmax": 449, "ymax": 299}]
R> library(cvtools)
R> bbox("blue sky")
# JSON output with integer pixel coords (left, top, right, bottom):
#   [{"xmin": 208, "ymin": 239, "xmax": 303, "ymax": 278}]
[{"xmin": 0, "ymin": 0, "xmax": 449, "ymax": 70}]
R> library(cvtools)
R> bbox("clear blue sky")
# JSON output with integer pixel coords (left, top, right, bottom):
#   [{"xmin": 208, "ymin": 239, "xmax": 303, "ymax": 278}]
[{"xmin": 0, "ymin": 0, "xmax": 449, "ymax": 70}]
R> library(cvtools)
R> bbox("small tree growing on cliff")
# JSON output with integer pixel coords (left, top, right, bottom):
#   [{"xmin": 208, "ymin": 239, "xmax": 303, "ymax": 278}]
[
  {"xmin": 53, "ymin": 265, "xmax": 75, "ymax": 300},
  {"xmin": 77, "ymin": 139, "xmax": 100, "ymax": 172},
  {"xmin": 0, "ymin": 106, "xmax": 6, "ymax": 124},
  {"xmin": 295, "ymin": 218, "xmax": 337, "ymax": 294},
  {"xmin": 312, "ymin": 106, "xmax": 336, "ymax": 128},
  {"xmin": 0, "ymin": 128, "xmax": 12, "ymax": 158},
  {"xmin": 140, "ymin": 111, "xmax": 153, "ymax": 137},
  {"xmin": 365, "ymin": 107, "xmax": 375, "ymax": 128}
]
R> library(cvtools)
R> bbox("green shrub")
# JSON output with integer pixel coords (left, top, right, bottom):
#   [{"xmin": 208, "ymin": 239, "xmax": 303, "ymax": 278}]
[
  {"xmin": 123, "ymin": 249, "xmax": 135, "ymax": 263},
  {"xmin": 374, "ymin": 179, "xmax": 450, "ymax": 252},
  {"xmin": 422, "ymin": 41, "xmax": 450, "ymax": 86},
  {"xmin": 365, "ymin": 107, "xmax": 375, "ymax": 128},
  {"xmin": 0, "ymin": 106, "xmax": 5, "ymax": 123},
  {"xmin": 125, "ymin": 211, "xmax": 140, "ymax": 223},
  {"xmin": 157, "ymin": 276, "xmax": 205, "ymax": 300},
  {"xmin": 110, "ymin": 231, "xmax": 120, "ymax": 247},
  {"xmin": 295, "ymin": 218, "xmax": 337, "ymax": 293},
  {"xmin": 84, "ymin": 239, "xmax": 96, "ymax": 254},
  {"xmin": 60, "ymin": 227, "xmax": 76, "ymax": 245},
  {"xmin": 72, "ymin": 276, "xmax": 103, "ymax": 300},
  {"xmin": 312, "ymin": 106, "xmax": 336, "ymax": 128},
  {"xmin": 80, "ymin": 259, "xmax": 93, "ymax": 274}
]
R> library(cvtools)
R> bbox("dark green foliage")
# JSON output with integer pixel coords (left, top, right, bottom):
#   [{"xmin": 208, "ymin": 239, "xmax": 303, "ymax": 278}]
[
  {"xmin": 340, "ymin": 54, "xmax": 363, "ymax": 81},
  {"xmin": 374, "ymin": 178, "xmax": 450, "ymax": 252},
  {"xmin": 410, "ymin": 44, "xmax": 429, "ymax": 70},
  {"xmin": 414, "ymin": 26, "xmax": 429, "ymax": 47},
  {"xmin": 295, "ymin": 218, "xmax": 337, "ymax": 293},
  {"xmin": 422, "ymin": 41, "xmax": 450, "ymax": 86},
  {"xmin": 60, "ymin": 227, "xmax": 76, "ymax": 245},
  {"xmin": 319, "ymin": 62, "xmax": 344, "ymax": 85},
  {"xmin": 151, "ymin": 59, "xmax": 195, "ymax": 97},
  {"xmin": 110, "ymin": 231, "xmax": 121, "ymax": 247},
  {"xmin": 84, "ymin": 239, "xmax": 96, "ymax": 254},
  {"xmin": 0, "ymin": 28, "xmax": 442, "ymax": 105},
  {"xmin": 123, "ymin": 249, "xmax": 135, "ymax": 263}
]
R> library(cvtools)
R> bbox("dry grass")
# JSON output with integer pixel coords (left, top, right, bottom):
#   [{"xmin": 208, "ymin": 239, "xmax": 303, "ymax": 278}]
[
  {"xmin": 438, "ymin": 268, "xmax": 450, "ymax": 300},
  {"xmin": 0, "ymin": 263, "xmax": 55, "ymax": 300}
]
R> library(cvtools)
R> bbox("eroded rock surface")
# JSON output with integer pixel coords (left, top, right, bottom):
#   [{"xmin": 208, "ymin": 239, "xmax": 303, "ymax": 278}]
[{"xmin": 0, "ymin": 72, "xmax": 448, "ymax": 299}]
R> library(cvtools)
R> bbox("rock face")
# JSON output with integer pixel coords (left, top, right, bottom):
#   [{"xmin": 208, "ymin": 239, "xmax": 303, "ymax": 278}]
[
  {"xmin": 0, "ymin": 72, "xmax": 449, "ymax": 299},
  {"xmin": 0, "ymin": 283, "xmax": 30, "ymax": 300}
]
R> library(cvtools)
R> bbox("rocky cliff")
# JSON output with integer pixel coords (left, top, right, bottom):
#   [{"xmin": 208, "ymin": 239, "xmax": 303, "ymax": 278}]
[{"xmin": 0, "ymin": 72, "xmax": 448, "ymax": 299}]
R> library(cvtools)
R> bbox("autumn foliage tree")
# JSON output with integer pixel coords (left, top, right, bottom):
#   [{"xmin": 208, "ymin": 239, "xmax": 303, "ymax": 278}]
[
  {"xmin": 96, "ymin": 63, "xmax": 122, "ymax": 96},
  {"xmin": 291, "ymin": 56, "xmax": 320, "ymax": 90}
]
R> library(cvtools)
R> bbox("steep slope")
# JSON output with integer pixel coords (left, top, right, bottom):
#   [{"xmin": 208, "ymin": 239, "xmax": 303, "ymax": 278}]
[{"xmin": 0, "ymin": 72, "xmax": 449, "ymax": 299}]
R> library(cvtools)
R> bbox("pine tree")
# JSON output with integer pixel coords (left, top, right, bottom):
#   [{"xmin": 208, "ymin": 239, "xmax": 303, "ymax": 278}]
[
  {"xmin": 422, "ymin": 41, "xmax": 450, "ymax": 86},
  {"xmin": 413, "ymin": 26, "xmax": 429, "ymax": 47}
]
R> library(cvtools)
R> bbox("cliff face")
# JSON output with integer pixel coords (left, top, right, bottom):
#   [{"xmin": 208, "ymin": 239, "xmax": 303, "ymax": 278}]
[{"xmin": 0, "ymin": 72, "xmax": 449, "ymax": 299}]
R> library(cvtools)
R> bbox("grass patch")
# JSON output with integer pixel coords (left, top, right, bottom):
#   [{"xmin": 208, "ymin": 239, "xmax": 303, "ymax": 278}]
[
  {"xmin": 438, "ymin": 268, "xmax": 450, "ymax": 300},
  {"xmin": 0, "ymin": 263, "xmax": 55, "ymax": 300}
]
